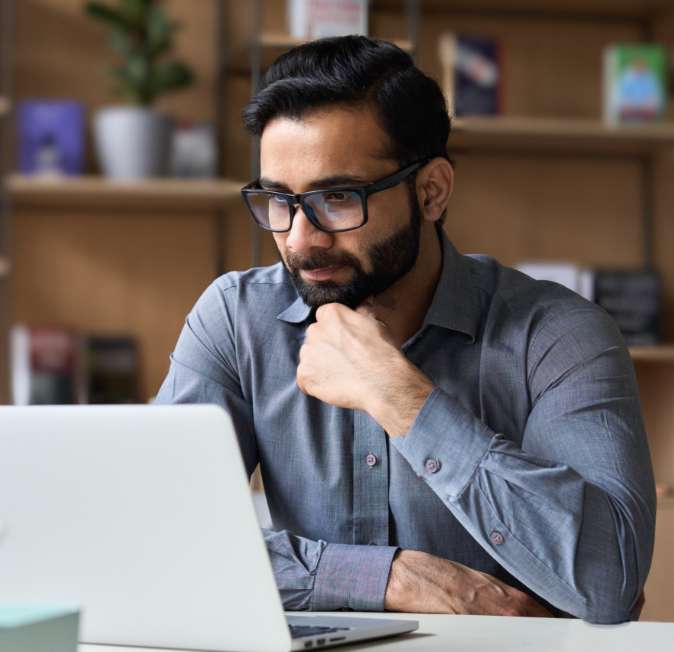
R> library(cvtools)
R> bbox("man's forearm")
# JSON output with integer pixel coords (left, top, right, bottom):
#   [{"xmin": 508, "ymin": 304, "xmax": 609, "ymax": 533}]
[{"xmin": 388, "ymin": 387, "xmax": 654, "ymax": 623}]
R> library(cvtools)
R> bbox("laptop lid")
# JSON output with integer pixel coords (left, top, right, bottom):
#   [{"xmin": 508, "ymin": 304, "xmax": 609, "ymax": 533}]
[{"xmin": 0, "ymin": 404, "xmax": 292, "ymax": 651}]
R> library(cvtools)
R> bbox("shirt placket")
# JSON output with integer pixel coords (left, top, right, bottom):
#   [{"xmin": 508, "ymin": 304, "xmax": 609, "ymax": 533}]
[{"xmin": 352, "ymin": 409, "xmax": 389, "ymax": 546}]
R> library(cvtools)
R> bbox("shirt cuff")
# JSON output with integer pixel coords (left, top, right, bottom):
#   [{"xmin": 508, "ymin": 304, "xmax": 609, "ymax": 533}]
[
  {"xmin": 311, "ymin": 543, "xmax": 398, "ymax": 611},
  {"xmin": 391, "ymin": 387, "xmax": 495, "ymax": 499}
]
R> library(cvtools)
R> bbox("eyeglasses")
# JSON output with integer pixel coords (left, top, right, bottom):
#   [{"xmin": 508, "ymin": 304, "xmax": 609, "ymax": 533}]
[{"xmin": 240, "ymin": 160, "xmax": 427, "ymax": 233}]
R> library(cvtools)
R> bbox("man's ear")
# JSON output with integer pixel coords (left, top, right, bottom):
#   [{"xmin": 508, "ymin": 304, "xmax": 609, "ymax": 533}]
[{"xmin": 417, "ymin": 158, "xmax": 453, "ymax": 222}]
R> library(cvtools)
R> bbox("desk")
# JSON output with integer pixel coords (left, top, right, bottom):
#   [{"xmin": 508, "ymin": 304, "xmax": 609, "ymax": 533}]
[{"xmin": 78, "ymin": 611, "xmax": 674, "ymax": 652}]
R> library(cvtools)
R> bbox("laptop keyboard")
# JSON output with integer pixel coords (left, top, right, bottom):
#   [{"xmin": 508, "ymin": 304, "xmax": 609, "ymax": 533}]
[{"xmin": 289, "ymin": 624, "xmax": 351, "ymax": 639}]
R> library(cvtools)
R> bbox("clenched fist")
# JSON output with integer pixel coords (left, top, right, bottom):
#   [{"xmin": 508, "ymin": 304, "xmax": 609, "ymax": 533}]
[{"xmin": 296, "ymin": 303, "xmax": 433, "ymax": 436}]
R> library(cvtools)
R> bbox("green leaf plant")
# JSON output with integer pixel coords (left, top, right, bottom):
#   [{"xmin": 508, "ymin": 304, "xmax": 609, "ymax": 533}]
[{"xmin": 85, "ymin": 0, "xmax": 194, "ymax": 106}]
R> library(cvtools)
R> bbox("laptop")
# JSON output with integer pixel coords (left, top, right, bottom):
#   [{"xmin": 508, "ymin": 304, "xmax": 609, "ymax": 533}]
[{"xmin": 0, "ymin": 405, "xmax": 418, "ymax": 651}]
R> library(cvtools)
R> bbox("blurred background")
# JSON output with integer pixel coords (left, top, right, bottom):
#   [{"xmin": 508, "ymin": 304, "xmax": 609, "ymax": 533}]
[{"xmin": 0, "ymin": 0, "xmax": 673, "ymax": 620}]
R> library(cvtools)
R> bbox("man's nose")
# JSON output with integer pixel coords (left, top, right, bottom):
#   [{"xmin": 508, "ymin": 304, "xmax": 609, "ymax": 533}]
[{"xmin": 285, "ymin": 205, "xmax": 333, "ymax": 255}]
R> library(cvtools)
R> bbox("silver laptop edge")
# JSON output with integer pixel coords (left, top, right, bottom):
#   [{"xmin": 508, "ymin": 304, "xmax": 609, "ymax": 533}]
[{"xmin": 0, "ymin": 405, "xmax": 418, "ymax": 651}]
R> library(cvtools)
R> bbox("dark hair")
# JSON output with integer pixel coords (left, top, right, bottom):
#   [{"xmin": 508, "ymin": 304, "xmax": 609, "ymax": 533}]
[{"xmin": 242, "ymin": 35, "xmax": 451, "ymax": 167}]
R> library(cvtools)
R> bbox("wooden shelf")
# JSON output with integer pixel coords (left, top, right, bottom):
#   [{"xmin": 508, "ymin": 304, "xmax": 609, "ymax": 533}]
[
  {"xmin": 450, "ymin": 116, "xmax": 674, "ymax": 156},
  {"xmin": 227, "ymin": 33, "xmax": 413, "ymax": 74},
  {"xmin": 259, "ymin": 32, "xmax": 413, "ymax": 52},
  {"xmin": 629, "ymin": 346, "xmax": 674, "ymax": 362},
  {"xmin": 0, "ymin": 96, "xmax": 10, "ymax": 117},
  {"xmin": 375, "ymin": 0, "xmax": 673, "ymax": 18},
  {"xmin": 6, "ymin": 175, "xmax": 245, "ymax": 211}
]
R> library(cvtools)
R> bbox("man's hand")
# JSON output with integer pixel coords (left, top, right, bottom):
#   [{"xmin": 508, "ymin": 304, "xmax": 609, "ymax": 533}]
[
  {"xmin": 385, "ymin": 550, "xmax": 552, "ymax": 617},
  {"xmin": 296, "ymin": 303, "xmax": 433, "ymax": 436}
]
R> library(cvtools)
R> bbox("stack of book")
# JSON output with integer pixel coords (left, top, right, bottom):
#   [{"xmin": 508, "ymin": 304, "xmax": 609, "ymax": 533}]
[
  {"xmin": 516, "ymin": 262, "xmax": 662, "ymax": 346},
  {"xmin": 594, "ymin": 269, "xmax": 662, "ymax": 346},
  {"xmin": 10, "ymin": 326, "xmax": 140, "ymax": 405}
]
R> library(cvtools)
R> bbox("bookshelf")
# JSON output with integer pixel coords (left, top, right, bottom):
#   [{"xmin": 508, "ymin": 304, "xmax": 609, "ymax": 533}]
[
  {"xmin": 8, "ymin": 0, "xmax": 674, "ymax": 621},
  {"xmin": 629, "ymin": 346, "xmax": 674, "ymax": 362},
  {"xmin": 7, "ymin": 175, "xmax": 245, "ymax": 211},
  {"xmin": 376, "ymin": 0, "xmax": 674, "ymax": 18},
  {"xmin": 258, "ymin": 31, "xmax": 413, "ymax": 52},
  {"xmin": 451, "ymin": 116, "xmax": 674, "ymax": 156}
]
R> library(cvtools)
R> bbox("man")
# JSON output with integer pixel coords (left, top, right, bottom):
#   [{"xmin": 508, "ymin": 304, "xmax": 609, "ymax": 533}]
[{"xmin": 155, "ymin": 36, "xmax": 655, "ymax": 623}]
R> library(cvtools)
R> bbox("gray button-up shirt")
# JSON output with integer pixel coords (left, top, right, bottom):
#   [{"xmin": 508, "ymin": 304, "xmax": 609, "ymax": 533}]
[{"xmin": 155, "ymin": 230, "xmax": 655, "ymax": 624}]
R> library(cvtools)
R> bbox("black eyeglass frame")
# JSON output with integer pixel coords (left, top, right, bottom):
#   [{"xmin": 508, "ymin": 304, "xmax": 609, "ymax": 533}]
[{"xmin": 240, "ymin": 159, "xmax": 428, "ymax": 233}]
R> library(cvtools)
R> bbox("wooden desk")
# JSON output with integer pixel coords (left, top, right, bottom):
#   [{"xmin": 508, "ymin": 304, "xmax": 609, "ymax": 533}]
[{"xmin": 78, "ymin": 611, "xmax": 674, "ymax": 652}]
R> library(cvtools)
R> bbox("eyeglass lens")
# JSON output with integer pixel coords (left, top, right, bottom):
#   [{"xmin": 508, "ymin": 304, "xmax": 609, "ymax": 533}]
[{"xmin": 247, "ymin": 190, "xmax": 364, "ymax": 232}]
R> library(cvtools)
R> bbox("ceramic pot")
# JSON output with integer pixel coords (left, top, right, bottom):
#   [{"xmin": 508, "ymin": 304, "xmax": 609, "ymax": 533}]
[{"xmin": 93, "ymin": 106, "xmax": 173, "ymax": 179}]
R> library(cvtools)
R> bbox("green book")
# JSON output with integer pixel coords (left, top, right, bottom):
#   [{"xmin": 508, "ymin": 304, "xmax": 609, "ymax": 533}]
[
  {"xmin": 0, "ymin": 605, "xmax": 79, "ymax": 652},
  {"xmin": 603, "ymin": 43, "xmax": 668, "ymax": 123}
]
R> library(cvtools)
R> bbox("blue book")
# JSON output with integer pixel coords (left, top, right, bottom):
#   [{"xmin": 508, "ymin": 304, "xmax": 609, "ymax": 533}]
[
  {"xmin": 17, "ymin": 100, "xmax": 85, "ymax": 175},
  {"xmin": 439, "ymin": 33, "xmax": 502, "ymax": 116}
]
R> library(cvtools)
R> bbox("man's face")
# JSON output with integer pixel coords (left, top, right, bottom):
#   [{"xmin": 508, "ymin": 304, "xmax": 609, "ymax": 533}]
[{"xmin": 260, "ymin": 106, "xmax": 422, "ymax": 309}]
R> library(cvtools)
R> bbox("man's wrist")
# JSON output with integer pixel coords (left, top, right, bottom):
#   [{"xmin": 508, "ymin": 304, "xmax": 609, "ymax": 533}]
[{"xmin": 367, "ymin": 358, "xmax": 434, "ymax": 437}]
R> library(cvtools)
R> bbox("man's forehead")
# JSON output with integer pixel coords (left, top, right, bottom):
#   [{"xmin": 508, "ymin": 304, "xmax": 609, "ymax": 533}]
[{"xmin": 259, "ymin": 107, "xmax": 394, "ymax": 184}]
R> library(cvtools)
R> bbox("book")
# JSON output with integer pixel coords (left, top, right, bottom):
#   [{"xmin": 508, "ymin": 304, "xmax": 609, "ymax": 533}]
[
  {"xmin": 10, "ymin": 325, "xmax": 80, "ymax": 405},
  {"xmin": 438, "ymin": 33, "xmax": 503, "ymax": 117},
  {"xmin": 517, "ymin": 263, "xmax": 663, "ymax": 345},
  {"xmin": 0, "ymin": 605, "xmax": 79, "ymax": 652},
  {"xmin": 287, "ymin": 0, "xmax": 368, "ymax": 39},
  {"xmin": 80, "ymin": 335, "xmax": 140, "ymax": 404},
  {"xmin": 516, "ymin": 262, "xmax": 594, "ymax": 302},
  {"xmin": 603, "ymin": 44, "xmax": 668, "ymax": 123},
  {"xmin": 594, "ymin": 269, "xmax": 662, "ymax": 345},
  {"xmin": 16, "ymin": 100, "xmax": 85, "ymax": 176},
  {"xmin": 10, "ymin": 327, "xmax": 140, "ymax": 405}
]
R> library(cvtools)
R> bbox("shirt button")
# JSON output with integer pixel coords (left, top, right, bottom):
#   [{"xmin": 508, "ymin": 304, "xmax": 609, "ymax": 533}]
[
  {"xmin": 424, "ymin": 458, "xmax": 441, "ymax": 474},
  {"xmin": 365, "ymin": 453, "xmax": 378, "ymax": 468},
  {"xmin": 489, "ymin": 530, "xmax": 505, "ymax": 546}
]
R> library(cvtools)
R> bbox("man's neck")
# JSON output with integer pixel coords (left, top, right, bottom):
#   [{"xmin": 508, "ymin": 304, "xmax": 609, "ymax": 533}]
[{"xmin": 368, "ymin": 223, "xmax": 443, "ymax": 347}]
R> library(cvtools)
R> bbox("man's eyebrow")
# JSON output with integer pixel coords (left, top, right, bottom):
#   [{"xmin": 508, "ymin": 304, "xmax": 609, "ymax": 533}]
[{"xmin": 259, "ymin": 174, "xmax": 370, "ymax": 192}]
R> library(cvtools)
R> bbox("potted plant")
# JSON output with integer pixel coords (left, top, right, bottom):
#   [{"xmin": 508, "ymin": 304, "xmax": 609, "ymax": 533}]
[{"xmin": 85, "ymin": 0, "xmax": 194, "ymax": 178}]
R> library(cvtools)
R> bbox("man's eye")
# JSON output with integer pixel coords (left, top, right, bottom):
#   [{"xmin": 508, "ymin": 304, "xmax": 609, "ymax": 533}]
[
  {"xmin": 270, "ymin": 195, "xmax": 287, "ymax": 204},
  {"xmin": 324, "ymin": 192, "xmax": 349, "ymax": 202}
]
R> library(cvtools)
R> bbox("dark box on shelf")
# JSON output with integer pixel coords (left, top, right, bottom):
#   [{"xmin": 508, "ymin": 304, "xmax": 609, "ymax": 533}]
[{"xmin": 594, "ymin": 269, "xmax": 663, "ymax": 346}]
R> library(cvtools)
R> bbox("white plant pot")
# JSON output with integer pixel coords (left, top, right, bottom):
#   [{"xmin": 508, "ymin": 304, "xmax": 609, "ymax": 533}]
[{"xmin": 93, "ymin": 106, "xmax": 173, "ymax": 179}]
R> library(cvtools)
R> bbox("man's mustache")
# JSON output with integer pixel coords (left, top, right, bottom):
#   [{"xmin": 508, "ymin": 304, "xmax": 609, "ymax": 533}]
[{"xmin": 286, "ymin": 251, "xmax": 361, "ymax": 272}]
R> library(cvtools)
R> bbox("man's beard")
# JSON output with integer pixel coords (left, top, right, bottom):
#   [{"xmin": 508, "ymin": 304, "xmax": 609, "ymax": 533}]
[{"xmin": 283, "ymin": 197, "xmax": 422, "ymax": 310}]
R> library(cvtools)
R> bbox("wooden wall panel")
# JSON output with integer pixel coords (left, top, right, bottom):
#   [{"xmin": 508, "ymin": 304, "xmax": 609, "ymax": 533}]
[
  {"xmin": 13, "ymin": 211, "xmax": 215, "ymax": 400},
  {"xmin": 643, "ymin": 500, "xmax": 674, "ymax": 622},
  {"xmin": 446, "ymin": 156, "xmax": 643, "ymax": 266}
]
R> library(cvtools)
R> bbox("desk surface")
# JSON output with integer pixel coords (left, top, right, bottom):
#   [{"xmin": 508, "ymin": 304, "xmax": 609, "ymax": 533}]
[{"xmin": 79, "ymin": 611, "xmax": 674, "ymax": 652}]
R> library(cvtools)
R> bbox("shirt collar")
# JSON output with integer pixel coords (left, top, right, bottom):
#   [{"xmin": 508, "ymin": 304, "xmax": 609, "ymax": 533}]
[
  {"xmin": 276, "ymin": 290, "xmax": 313, "ymax": 324},
  {"xmin": 277, "ymin": 228, "xmax": 482, "ymax": 340},
  {"xmin": 422, "ymin": 228, "xmax": 481, "ymax": 342}
]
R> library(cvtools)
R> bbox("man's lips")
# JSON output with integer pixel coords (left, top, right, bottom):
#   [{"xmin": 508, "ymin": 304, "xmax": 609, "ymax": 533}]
[{"xmin": 300, "ymin": 266, "xmax": 344, "ymax": 282}]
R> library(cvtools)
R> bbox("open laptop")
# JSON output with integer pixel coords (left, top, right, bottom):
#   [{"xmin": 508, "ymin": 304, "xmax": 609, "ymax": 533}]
[{"xmin": 0, "ymin": 405, "xmax": 418, "ymax": 651}]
